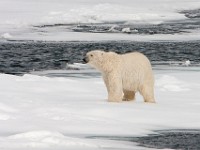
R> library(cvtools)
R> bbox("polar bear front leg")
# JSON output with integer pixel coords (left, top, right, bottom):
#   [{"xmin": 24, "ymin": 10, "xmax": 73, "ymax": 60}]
[{"xmin": 104, "ymin": 73, "xmax": 123, "ymax": 102}]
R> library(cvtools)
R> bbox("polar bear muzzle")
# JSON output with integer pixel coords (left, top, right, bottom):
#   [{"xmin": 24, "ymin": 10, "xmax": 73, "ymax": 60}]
[{"xmin": 83, "ymin": 57, "xmax": 89, "ymax": 63}]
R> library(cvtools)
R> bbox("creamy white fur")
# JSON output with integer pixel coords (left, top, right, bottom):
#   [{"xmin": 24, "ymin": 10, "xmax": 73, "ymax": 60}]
[{"xmin": 86, "ymin": 50, "xmax": 155, "ymax": 103}]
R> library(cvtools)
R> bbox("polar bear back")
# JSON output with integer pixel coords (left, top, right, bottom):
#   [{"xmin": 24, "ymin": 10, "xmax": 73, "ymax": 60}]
[{"xmin": 120, "ymin": 52, "xmax": 154, "ymax": 91}]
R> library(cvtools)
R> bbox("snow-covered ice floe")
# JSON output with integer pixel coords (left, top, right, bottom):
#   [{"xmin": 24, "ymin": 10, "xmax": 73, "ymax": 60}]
[
  {"xmin": 0, "ymin": 68, "xmax": 200, "ymax": 149},
  {"xmin": 0, "ymin": 0, "xmax": 200, "ymax": 41}
]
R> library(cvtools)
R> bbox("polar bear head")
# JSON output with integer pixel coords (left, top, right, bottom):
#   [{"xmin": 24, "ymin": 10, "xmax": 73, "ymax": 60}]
[{"xmin": 83, "ymin": 50, "xmax": 119, "ymax": 72}]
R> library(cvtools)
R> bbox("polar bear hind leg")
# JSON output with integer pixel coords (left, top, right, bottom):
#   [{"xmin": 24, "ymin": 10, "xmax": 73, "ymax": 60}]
[
  {"xmin": 123, "ymin": 90, "xmax": 135, "ymax": 101},
  {"xmin": 139, "ymin": 85, "xmax": 155, "ymax": 103}
]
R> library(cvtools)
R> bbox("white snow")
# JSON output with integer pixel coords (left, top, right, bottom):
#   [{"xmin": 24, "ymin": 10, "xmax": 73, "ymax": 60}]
[
  {"xmin": 0, "ymin": 67, "xmax": 200, "ymax": 149},
  {"xmin": 1, "ymin": 33, "xmax": 12, "ymax": 39},
  {"xmin": 0, "ymin": 0, "xmax": 200, "ymax": 41},
  {"xmin": 156, "ymin": 75, "xmax": 190, "ymax": 92},
  {"xmin": 4, "ymin": 130, "xmax": 98, "ymax": 149}
]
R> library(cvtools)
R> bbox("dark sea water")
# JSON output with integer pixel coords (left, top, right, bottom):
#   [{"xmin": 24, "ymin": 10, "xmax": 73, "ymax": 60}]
[
  {"xmin": 88, "ymin": 130, "xmax": 200, "ymax": 150},
  {"xmin": 0, "ymin": 41, "xmax": 200, "ymax": 74}
]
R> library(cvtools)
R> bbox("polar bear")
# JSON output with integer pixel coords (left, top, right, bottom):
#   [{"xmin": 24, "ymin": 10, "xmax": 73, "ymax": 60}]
[{"xmin": 83, "ymin": 50, "xmax": 155, "ymax": 103}]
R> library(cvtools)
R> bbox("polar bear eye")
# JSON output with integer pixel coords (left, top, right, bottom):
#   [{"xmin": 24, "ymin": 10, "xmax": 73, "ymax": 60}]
[{"xmin": 90, "ymin": 54, "xmax": 93, "ymax": 57}]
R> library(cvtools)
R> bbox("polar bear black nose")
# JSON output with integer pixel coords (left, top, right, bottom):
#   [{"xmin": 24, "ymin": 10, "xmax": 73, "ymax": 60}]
[
  {"xmin": 83, "ymin": 58, "xmax": 86, "ymax": 62},
  {"xmin": 83, "ymin": 57, "xmax": 89, "ymax": 63}
]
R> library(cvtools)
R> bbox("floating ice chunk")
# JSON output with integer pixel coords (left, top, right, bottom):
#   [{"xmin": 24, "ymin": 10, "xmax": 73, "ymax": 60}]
[
  {"xmin": 66, "ymin": 63, "xmax": 92, "ymax": 70},
  {"xmin": 184, "ymin": 60, "xmax": 191, "ymax": 66},
  {"xmin": 122, "ymin": 27, "xmax": 131, "ymax": 33},
  {"xmin": 1, "ymin": 33, "xmax": 12, "ymax": 39}
]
